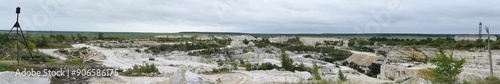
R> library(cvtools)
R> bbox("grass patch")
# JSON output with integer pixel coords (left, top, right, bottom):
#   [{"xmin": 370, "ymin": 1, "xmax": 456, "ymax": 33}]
[
  {"xmin": 0, "ymin": 63, "xmax": 18, "ymax": 71},
  {"xmin": 121, "ymin": 63, "xmax": 159, "ymax": 76},
  {"xmin": 212, "ymin": 67, "xmax": 231, "ymax": 73},
  {"xmin": 64, "ymin": 59, "xmax": 83, "ymax": 65}
]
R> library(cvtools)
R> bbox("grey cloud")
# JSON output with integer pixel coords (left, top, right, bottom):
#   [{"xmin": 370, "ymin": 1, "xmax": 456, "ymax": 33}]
[{"xmin": 0, "ymin": 0, "xmax": 499, "ymax": 34}]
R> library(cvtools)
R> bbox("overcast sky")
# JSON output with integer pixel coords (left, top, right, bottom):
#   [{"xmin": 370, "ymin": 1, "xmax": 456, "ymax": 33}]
[{"xmin": 1, "ymin": 0, "xmax": 499, "ymax": 34}]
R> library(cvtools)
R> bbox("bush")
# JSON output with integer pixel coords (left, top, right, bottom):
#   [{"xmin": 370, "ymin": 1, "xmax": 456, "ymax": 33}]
[
  {"xmin": 367, "ymin": 63, "xmax": 381, "ymax": 78},
  {"xmin": 304, "ymin": 55, "xmax": 313, "ymax": 58},
  {"xmin": 212, "ymin": 67, "xmax": 231, "ymax": 73},
  {"xmin": 294, "ymin": 63, "xmax": 310, "ymax": 72},
  {"xmin": 260, "ymin": 62, "xmax": 278, "ymax": 70},
  {"xmin": 244, "ymin": 62, "xmax": 279, "ymax": 71},
  {"xmin": 231, "ymin": 62, "xmax": 238, "ymax": 70},
  {"xmin": 65, "ymin": 59, "xmax": 83, "ymax": 65},
  {"xmin": 338, "ymin": 68, "xmax": 347, "ymax": 82},
  {"xmin": 220, "ymin": 67, "xmax": 230, "ymax": 72},
  {"xmin": 428, "ymin": 52, "xmax": 465, "ymax": 83},
  {"xmin": 311, "ymin": 62, "xmax": 322, "ymax": 80},
  {"xmin": 280, "ymin": 50, "xmax": 295, "ymax": 72},
  {"xmin": 217, "ymin": 61, "xmax": 224, "ymax": 66},
  {"xmin": 243, "ymin": 39, "xmax": 249, "ymax": 45},
  {"xmin": 245, "ymin": 64, "xmax": 252, "ymax": 71},
  {"xmin": 135, "ymin": 49, "xmax": 141, "ymax": 53},
  {"xmin": 377, "ymin": 51, "xmax": 387, "ymax": 57},
  {"xmin": 239, "ymin": 59, "xmax": 245, "ymax": 65},
  {"xmin": 0, "ymin": 63, "xmax": 18, "ymax": 71},
  {"xmin": 122, "ymin": 63, "xmax": 159, "ymax": 76}
]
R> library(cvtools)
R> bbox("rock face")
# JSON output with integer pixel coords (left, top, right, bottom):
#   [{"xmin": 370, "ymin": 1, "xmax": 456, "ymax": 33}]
[
  {"xmin": 389, "ymin": 47, "xmax": 428, "ymax": 62},
  {"xmin": 230, "ymin": 40, "xmax": 249, "ymax": 47},
  {"xmin": 345, "ymin": 52, "xmax": 381, "ymax": 66},
  {"xmin": 171, "ymin": 69, "xmax": 214, "ymax": 84},
  {"xmin": 269, "ymin": 36, "xmax": 294, "ymax": 43},
  {"xmin": 230, "ymin": 35, "xmax": 256, "ymax": 41},
  {"xmin": 195, "ymin": 35, "xmax": 214, "ymax": 40},
  {"xmin": 299, "ymin": 37, "xmax": 344, "ymax": 46}
]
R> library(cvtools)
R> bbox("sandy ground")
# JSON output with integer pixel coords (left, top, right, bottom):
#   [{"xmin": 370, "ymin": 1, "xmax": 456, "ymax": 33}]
[{"xmin": 39, "ymin": 49, "xmax": 67, "ymax": 60}]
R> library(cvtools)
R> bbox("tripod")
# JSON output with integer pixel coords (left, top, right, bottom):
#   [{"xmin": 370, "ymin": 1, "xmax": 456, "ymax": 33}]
[{"xmin": 0, "ymin": 7, "xmax": 34, "ymax": 63}]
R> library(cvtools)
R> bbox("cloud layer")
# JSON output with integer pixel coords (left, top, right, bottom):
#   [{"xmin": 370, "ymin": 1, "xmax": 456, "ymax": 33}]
[{"xmin": 1, "ymin": 0, "xmax": 499, "ymax": 34}]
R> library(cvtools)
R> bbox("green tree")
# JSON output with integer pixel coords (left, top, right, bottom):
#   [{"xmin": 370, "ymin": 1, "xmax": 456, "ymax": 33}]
[
  {"xmin": 311, "ymin": 62, "xmax": 322, "ymax": 80},
  {"xmin": 70, "ymin": 35, "xmax": 76, "ymax": 42},
  {"xmin": 77, "ymin": 33, "xmax": 83, "ymax": 42},
  {"xmin": 38, "ymin": 35, "xmax": 49, "ymax": 48},
  {"xmin": 245, "ymin": 63, "xmax": 252, "ymax": 71},
  {"xmin": 76, "ymin": 33, "xmax": 87, "ymax": 43},
  {"xmin": 428, "ymin": 52, "xmax": 465, "ymax": 84},
  {"xmin": 98, "ymin": 32, "xmax": 104, "ymax": 40},
  {"xmin": 338, "ymin": 68, "xmax": 347, "ymax": 82},
  {"xmin": 280, "ymin": 50, "xmax": 294, "ymax": 72},
  {"xmin": 243, "ymin": 39, "xmax": 249, "ymax": 45},
  {"xmin": 27, "ymin": 41, "xmax": 36, "ymax": 51}
]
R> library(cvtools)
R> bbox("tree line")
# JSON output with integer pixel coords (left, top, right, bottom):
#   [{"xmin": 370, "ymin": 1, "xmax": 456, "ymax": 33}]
[{"xmin": 365, "ymin": 37, "xmax": 500, "ymax": 50}]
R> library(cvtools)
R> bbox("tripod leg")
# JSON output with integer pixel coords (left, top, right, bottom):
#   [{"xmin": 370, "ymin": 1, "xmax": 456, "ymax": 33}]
[
  {"xmin": 0, "ymin": 27, "xmax": 16, "ymax": 49},
  {"xmin": 18, "ymin": 27, "xmax": 34, "ymax": 62}
]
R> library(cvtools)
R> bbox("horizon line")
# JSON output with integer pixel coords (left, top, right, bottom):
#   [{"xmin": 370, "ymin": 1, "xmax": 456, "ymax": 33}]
[{"xmin": 0, "ymin": 30, "xmax": 497, "ymax": 35}]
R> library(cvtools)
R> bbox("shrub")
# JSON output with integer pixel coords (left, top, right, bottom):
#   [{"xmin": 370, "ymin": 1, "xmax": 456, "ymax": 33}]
[
  {"xmin": 244, "ymin": 62, "xmax": 278, "ymax": 71},
  {"xmin": 239, "ymin": 59, "xmax": 245, "ymax": 65},
  {"xmin": 294, "ymin": 63, "xmax": 309, "ymax": 72},
  {"xmin": 220, "ymin": 67, "xmax": 230, "ymax": 72},
  {"xmin": 212, "ymin": 67, "xmax": 231, "ymax": 73},
  {"xmin": 338, "ymin": 68, "xmax": 347, "ymax": 82},
  {"xmin": 65, "ymin": 59, "xmax": 83, "ymax": 65},
  {"xmin": 231, "ymin": 62, "xmax": 238, "ymax": 70},
  {"xmin": 81, "ymin": 51, "xmax": 88, "ymax": 55},
  {"xmin": 135, "ymin": 49, "xmax": 141, "ymax": 53},
  {"xmin": 122, "ymin": 63, "xmax": 159, "ymax": 76},
  {"xmin": 304, "ymin": 55, "xmax": 313, "ymax": 58},
  {"xmin": 260, "ymin": 62, "xmax": 277, "ymax": 70},
  {"xmin": 0, "ymin": 63, "xmax": 17, "ymax": 71},
  {"xmin": 311, "ymin": 62, "xmax": 322, "ymax": 80},
  {"xmin": 245, "ymin": 64, "xmax": 252, "ymax": 71},
  {"xmin": 367, "ymin": 63, "xmax": 381, "ymax": 78},
  {"xmin": 280, "ymin": 50, "xmax": 294, "ymax": 72},
  {"xmin": 428, "ymin": 52, "xmax": 465, "ymax": 83},
  {"xmin": 388, "ymin": 77, "xmax": 394, "ymax": 81},
  {"xmin": 243, "ymin": 39, "xmax": 249, "ymax": 45},
  {"xmin": 217, "ymin": 61, "xmax": 224, "ymax": 66}
]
